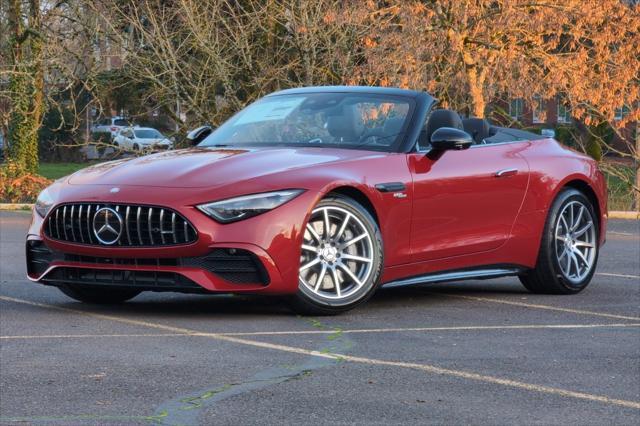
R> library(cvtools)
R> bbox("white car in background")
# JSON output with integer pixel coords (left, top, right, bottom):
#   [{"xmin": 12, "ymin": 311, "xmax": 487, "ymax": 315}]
[
  {"xmin": 113, "ymin": 127, "xmax": 173, "ymax": 151},
  {"xmin": 91, "ymin": 116, "xmax": 132, "ymax": 139}
]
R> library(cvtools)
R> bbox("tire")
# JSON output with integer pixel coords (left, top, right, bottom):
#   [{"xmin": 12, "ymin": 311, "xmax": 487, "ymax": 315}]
[
  {"xmin": 290, "ymin": 195, "xmax": 384, "ymax": 315},
  {"xmin": 133, "ymin": 143, "xmax": 140, "ymax": 151},
  {"xmin": 58, "ymin": 284, "xmax": 141, "ymax": 304},
  {"xmin": 519, "ymin": 188, "xmax": 599, "ymax": 294}
]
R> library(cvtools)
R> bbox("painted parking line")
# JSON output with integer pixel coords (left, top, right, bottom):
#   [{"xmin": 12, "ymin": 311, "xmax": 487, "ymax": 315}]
[
  {"xmin": 1, "ymin": 295, "xmax": 639, "ymax": 410},
  {"xmin": 596, "ymin": 272, "xmax": 640, "ymax": 280},
  {"xmin": 607, "ymin": 231, "xmax": 636, "ymax": 237},
  {"xmin": 3, "ymin": 323, "xmax": 640, "ymax": 340},
  {"xmin": 428, "ymin": 293, "xmax": 640, "ymax": 321},
  {"xmin": 0, "ymin": 333, "xmax": 186, "ymax": 340}
]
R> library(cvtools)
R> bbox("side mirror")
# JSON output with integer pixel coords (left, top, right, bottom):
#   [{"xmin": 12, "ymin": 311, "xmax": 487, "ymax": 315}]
[
  {"xmin": 430, "ymin": 127, "xmax": 473, "ymax": 151},
  {"xmin": 186, "ymin": 125, "xmax": 213, "ymax": 146}
]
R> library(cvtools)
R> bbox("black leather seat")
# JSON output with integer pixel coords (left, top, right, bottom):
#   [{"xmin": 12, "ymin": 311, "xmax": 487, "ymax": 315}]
[
  {"xmin": 326, "ymin": 105, "xmax": 364, "ymax": 142},
  {"xmin": 462, "ymin": 118, "xmax": 493, "ymax": 144},
  {"xmin": 424, "ymin": 109, "xmax": 465, "ymax": 143}
]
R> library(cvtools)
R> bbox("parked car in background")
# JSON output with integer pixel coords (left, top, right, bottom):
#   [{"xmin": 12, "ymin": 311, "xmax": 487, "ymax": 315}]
[
  {"xmin": 91, "ymin": 116, "xmax": 132, "ymax": 139},
  {"xmin": 113, "ymin": 127, "xmax": 173, "ymax": 151}
]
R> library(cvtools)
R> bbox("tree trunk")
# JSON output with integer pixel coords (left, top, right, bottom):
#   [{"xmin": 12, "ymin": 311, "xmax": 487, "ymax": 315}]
[
  {"xmin": 634, "ymin": 122, "xmax": 640, "ymax": 212},
  {"xmin": 6, "ymin": 0, "xmax": 43, "ymax": 176},
  {"xmin": 462, "ymin": 52, "xmax": 485, "ymax": 117}
]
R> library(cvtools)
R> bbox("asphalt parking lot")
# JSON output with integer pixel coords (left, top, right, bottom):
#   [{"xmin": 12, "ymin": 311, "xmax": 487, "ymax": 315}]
[{"xmin": 0, "ymin": 211, "xmax": 638, "ymax": 425}]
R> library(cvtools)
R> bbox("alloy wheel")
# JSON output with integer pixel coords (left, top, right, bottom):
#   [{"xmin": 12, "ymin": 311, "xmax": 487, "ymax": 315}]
[
  {"xmin": 299, "ymin": 206, "xmax": 374, "ymax": 301},
  {"xmin": 554, "ymin": 200, "xmax": 596, "ymax": 284}
]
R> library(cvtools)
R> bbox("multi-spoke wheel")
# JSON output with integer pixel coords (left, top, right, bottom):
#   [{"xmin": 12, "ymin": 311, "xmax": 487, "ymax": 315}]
[
  {"xmin": 292, "ymin": 195, "xmax": 383, "ymax": 314},
  {"xmin": 554, "ymin": 200, "xmax": 597, "ymax": 284},
  {"xmin": 520, "ymin": 188, "xmax": 599, "ymax": 294}
]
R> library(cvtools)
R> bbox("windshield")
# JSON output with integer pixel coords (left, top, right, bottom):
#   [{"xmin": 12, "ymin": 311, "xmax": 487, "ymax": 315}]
[
  {"xmin": 135, "ymin": 129, "xmax": 163, "ymax": 139},
  {"xmin": 114, "ymin": 119, "xmax": 131, "ymax": 126},
  {"xmin": 199, "ymin": 93, "xmax": 413, "ymax": 151}
]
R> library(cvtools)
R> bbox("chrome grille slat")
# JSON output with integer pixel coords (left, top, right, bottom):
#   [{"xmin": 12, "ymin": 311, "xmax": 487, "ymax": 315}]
[
  {"xmin": 78, "ymin": 205, "xmax": 84, "ymax": 243},
  {"xmin": 171, "ymin": 213, "xmax": 176, "ymax": 244},
  {"xmin": 148, "ymin": 207, "xmax": 154, "ymax": 245},
  {"xmin": 114, "ymin": 205, "xmax": 122, "ymax": 246},
  {"xmin": 62, "ymin": 206, "xmax": 69, "ymax": 240},
  {"xmin": 183, "ymin": 220, "xmax": 188, "ymax": 243},
  {"xmin": 55, "ymin": 208, "xmax": 60, "ymax": 239},
  {"xmin": 159, "ymin": 209, "xmax": 166, "ymax": 244},
  {"xmin": 45, "ymin": 203, "xmax": 196, "ymax": 247},
  {"xmin": 125, "ymin": 206, "xmax": 132, "ymax": 245},
  {"xmin": 136, "ymin": 207, "xmax": 143, "ymax": 245},
  {"xmin": 70, "ymin": 205, "xmax": 76, "ymax": 242},
  {"xmin": 86, "ymin": 204, "xmax": 93, "ymax": 244}
]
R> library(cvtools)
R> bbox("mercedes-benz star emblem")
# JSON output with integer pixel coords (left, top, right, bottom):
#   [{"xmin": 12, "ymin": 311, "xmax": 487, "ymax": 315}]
[{"xmin": 92, "ymin": 207, "xmax": 123, "ymax": 245}]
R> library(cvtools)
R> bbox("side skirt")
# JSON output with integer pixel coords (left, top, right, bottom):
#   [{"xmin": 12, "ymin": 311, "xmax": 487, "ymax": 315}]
[{"xmin": 382, "ymin": 266, "xmax": 526, "ymax": 289}]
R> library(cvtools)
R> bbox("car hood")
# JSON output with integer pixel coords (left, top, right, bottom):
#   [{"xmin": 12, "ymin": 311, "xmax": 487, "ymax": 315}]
[{"xmin": 68, "ymin": 147, "xmax": 374, "ymax": 188}]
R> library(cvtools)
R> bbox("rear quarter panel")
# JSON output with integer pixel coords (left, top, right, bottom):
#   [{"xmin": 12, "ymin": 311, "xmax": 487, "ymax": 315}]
[{"xmin": 509, "ymin": 139, "xmax": 607, "ymax": 266}]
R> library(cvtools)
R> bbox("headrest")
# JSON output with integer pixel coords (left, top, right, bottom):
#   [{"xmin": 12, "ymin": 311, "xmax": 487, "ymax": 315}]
[
  {"xmin": 327, "ymin": 105, "xmax": 364, "ymax": 142},
  {"xmin": 462, "ymin": 118, "xmax": 491, "ymax": 144},
  {"xmin": 425, "ymin": 109, "xmax": 464, "ymax": 142}
]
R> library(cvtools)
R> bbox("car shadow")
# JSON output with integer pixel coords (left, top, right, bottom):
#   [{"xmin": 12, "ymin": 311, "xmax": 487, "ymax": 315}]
[{"xmin": 58, "ymin": 279, "xmax": 530, "ymax": 318}]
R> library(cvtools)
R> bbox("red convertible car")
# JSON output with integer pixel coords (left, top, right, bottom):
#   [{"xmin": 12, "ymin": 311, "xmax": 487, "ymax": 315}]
[{"xmin": 26, "ymin": 86, "xmax": 607, "ymax": 314}]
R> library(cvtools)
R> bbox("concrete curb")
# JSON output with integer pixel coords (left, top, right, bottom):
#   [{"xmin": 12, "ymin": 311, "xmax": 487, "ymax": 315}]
[
  {"xmin": 609, "ymin": 211, "xmax": 640, "ymax": 220},
  {"xmin": 0, "ymin": 203, "xmax": 638, "ymax": 219},
  {"xmin": 0, "ymin": 203, "xmax": 33, "ymax": 211}
]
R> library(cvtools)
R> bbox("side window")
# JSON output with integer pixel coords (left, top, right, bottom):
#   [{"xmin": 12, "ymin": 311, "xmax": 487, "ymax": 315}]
[{"xmin": 416, "ymin": 119, "xmax": 430, "ymax": 151}]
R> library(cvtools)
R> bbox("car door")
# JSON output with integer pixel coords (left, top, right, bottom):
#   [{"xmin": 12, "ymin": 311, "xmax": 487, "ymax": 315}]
[{"xmin": 408, "ymin": 141, "xmax": 530, "ymax": 262}]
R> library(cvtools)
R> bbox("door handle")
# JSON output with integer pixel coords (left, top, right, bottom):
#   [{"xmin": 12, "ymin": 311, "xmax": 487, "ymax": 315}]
[{"xmin": 495, "ymin": 168, "xmax": 518, "ymax": 177}]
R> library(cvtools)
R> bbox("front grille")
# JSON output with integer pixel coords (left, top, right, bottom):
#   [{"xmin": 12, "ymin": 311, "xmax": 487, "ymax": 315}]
[
  {"xmin": 27, "ymin": 241, "xmax": 269, "ymax": 286},
  {"xmin": 44, "ymin": 203, "xmax": 197, "ymax": 247}
]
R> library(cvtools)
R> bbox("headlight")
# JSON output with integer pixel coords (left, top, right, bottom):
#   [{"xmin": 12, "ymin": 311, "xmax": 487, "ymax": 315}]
[
  {"xmin": 197, "ymin": 189, "xmax": 304, "ymax": 223},
  {"xmin": 35, "ymin": 187, "xmax": 54, "ymax": 218}
]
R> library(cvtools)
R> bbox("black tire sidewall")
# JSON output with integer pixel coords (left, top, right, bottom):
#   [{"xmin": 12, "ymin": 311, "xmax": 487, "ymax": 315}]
[{"xmin": 295, "ymin": 196, "xmax": 383, "ymax": 311}]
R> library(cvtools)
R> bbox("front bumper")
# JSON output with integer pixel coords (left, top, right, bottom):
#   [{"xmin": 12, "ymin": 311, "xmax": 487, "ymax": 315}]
[{"xmin": 26, "ymin": 187, "xmax": 320, "ymax": 295}]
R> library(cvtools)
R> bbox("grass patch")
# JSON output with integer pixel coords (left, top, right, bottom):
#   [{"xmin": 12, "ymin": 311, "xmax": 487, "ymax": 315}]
[
  {"xmin": 38, "ymin": 162, "xmax": 98, "ymax": 180},
  {"xmin": 602, "ymin": 163, "xmax": 636, "ymax": 211}
]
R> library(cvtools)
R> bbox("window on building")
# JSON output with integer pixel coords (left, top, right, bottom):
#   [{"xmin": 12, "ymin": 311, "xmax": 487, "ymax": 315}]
[
  {"xmin": 557, "ymin": 102, "xmax": 570, "ymax": 123},
  {"xmin": 614, "ymin": 105, "xmax": 631, "ymax": 121},
  {"xmin": 532, "ymin": 96, "xmax": 545, "ymax": 123},
  {"xmin": 509, "ymin": 98, "xmax": 524, "ymax": 120}
]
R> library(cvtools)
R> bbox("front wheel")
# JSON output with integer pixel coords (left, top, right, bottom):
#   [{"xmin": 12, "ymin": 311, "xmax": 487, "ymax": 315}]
[
  {"xmin": 290, "ymin": 195, "xmax": 383, "ymax": 315},
  {"xmin": 519, "ymin": 188, "xmax": 599, "ymax": 294},
  {"xmin": 58, "ymin": 284, "xmax": 141, "ymax": 304}
]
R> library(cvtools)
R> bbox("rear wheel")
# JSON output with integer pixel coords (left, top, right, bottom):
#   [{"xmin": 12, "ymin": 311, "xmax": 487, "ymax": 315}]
[
  {"xmin": 519, "ymin": 188, "xmax": 599, "ymax": 294},
  {"xmin": 58, "ymin": 284, "xmax": 141, "ymax": 304},
  {"xmin": 291, "ymin": 195, "xmax": 383, "ymax": 315}
]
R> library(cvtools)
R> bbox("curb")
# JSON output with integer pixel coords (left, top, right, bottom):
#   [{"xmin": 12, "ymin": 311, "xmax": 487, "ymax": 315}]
[
  {"xmin": 0, "ymin": 203, "xmax": 639, "ymax": 219},
  {"xmin": 609, "ymin": 211, "xmax": 640, "ymax": 220},
  {"xmin": 0, "ymin": 203, "xmax": 33, "ymax": 211}
]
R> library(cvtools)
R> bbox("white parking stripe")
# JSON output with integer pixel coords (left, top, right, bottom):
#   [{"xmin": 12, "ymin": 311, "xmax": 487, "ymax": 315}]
[
  {"xmin": 429, "ymin": 293, "xmax": 640, "ymax": 321},
  {"xmin": 1, "ymin": 295, "xmax": 639, "ymax": 410},
  {"xmin": 597, "ymin": 272, "xmax": 640, "ymax": 280},
  {"xmin": 0, "ymin": 333, "xmax": 185, "ymax": 340},
  {"xmin": 2, "ymin": 323, "xmax": 639, "ymax": 340}
]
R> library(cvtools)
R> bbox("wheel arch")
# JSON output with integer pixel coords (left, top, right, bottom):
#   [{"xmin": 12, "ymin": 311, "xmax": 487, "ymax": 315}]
[
  {"xmin": 562, "ymin": 179, "xmax": 601, "ymax": 223},
  {"xmin": 325, "ymin": 185, "xmax": 380, "ymax": 227},
  {"xmin": 554, "ymin": 175, "xmax": 606, "ymax": 245}
]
